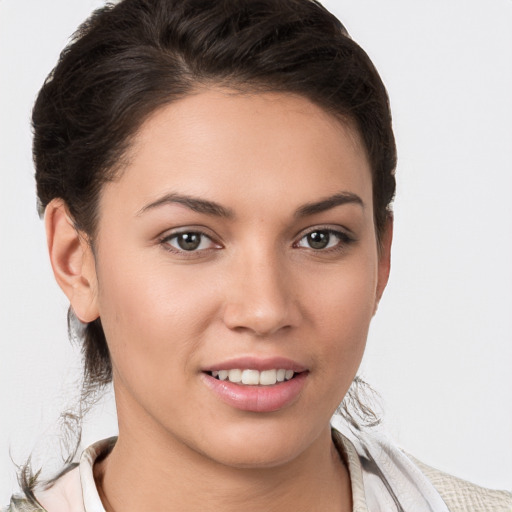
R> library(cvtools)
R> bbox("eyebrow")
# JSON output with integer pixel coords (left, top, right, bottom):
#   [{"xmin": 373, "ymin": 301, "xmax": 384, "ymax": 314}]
[
  {"xmin": 294, "ymin": 192, "xmax": 364, "ymax": 218},
  {"xmin": 137, "ymin": 190, "xmax": 363, "ymax": 219},
  {"xmin": 137, "ymin": 193, "xmax": 235, "ymax": 218}
]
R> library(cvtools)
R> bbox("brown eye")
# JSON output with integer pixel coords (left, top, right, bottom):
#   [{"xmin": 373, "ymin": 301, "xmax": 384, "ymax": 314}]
[
  {"xmin": 176, "ymin": 233, "xmax": 201, "ymax": 250},
  {"xmin": 306, "ymin": 231, "xmax": 330, "ymax": 249},
  {"xmin": 164, "ymin": 232, "xmax": 215, "ymax": 252},
  {"xmin": 296, "ymin": 229, "xmax": 353, "ymax": 251}
]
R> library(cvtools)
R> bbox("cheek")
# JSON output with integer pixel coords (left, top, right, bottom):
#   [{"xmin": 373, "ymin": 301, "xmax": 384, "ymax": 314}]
[
  {"xmin": 304, "ymin": 255, "xmax": 378, "ymax": 374},
  {"xmin": 310, "ymin": 257, "xmax": 377, "ymax": 334},
  {"xmin": 94, "ymin": 248, "xmax": 222, "ymax": 378}
]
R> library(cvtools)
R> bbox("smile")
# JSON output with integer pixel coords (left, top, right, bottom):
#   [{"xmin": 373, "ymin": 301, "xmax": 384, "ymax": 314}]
[
  {"xmin": 202, "ymin": 370, "xmax": 308, "ymax": 412},
  {"xmin": 209, "ymin": 369, "xmax": 296, "ymax": 386}
]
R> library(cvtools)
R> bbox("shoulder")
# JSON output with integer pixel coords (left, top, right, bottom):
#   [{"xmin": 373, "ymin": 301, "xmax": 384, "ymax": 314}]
[
  {"xmin": 3, "ymin": 438, "xmax": 115, "ymax": 512},
  {"xmin": 410, "ymin": 456, "xmax": 512, "ymax": 512},
  {"xmin": 33, "ymin": 465, "xmax": 83, "ymax": 512},
  {"xmin": 1, "ymin": 496, "xmax": 45, "ymax": 512},
  {"xmin": 2, "ymin": 464, "xmax": 82, "ymax": 512},
  {"xmin": 332, "ymin": 423, "xmax": 512, "ymax": 512}
]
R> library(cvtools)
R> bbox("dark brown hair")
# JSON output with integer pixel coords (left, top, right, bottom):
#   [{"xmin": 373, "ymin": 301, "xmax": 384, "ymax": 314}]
[{"xmin": 28, "ymin": 2, "xmax": 396, "ymax": 493}]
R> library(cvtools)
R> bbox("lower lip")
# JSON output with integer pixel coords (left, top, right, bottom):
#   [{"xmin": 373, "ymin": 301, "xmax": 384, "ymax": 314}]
[{"xmin": 201, "ymin": 372, "xmax": 308, "ymax": 413}]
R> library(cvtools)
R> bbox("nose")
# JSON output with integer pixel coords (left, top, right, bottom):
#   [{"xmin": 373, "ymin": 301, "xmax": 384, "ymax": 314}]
[{"xmin": 222, "ymin": 248, "xmax": 301, "ymax": 337}]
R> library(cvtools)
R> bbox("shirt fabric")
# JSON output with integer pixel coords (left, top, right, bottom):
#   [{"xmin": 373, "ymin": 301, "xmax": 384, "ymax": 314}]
[{"xmin": 4, "ymin": 427, "xmax": 512, "ymax": 512}]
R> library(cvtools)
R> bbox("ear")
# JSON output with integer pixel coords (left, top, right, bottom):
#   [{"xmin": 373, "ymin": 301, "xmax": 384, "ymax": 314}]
[
  {"xmin": 45, "ymin": 199, "xmax": 99, "ymax": 323},
  {"xmin": 374, "ymin": 216, "xmax": 393, "ymax": 315}
]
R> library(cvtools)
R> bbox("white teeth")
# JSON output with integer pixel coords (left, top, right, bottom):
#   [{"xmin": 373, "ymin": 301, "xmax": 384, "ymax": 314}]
[
  {"xmin": 228, "ymin": 369, "xmax": 242, "ymax": 383},
  {"xmin": 259, "ymin": 369, "xmax": 277, "ymax": 386},
  {"xmin": 211, "ymin": 368, "xmax": 296, "ymax": 385},
  {"xmin": 242, "ymin": 369, "xmax": 260, "ymax": 385}
]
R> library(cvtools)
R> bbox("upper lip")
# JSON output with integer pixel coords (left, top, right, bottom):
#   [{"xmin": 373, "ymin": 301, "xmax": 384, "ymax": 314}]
[{"xmin": 202, "ymin": 356, "xmax": 307, "ymax": 373}]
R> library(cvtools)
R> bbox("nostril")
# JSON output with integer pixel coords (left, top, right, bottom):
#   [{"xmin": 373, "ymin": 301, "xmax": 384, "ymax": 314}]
[{"xmin": 223, "ymin": 306, "xmax": 295, "ymax": 336}]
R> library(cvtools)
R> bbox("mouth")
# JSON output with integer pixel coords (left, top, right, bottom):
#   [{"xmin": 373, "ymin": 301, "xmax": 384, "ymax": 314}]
[
  {"xmin": 202, "ymin": 368, "xmax": 308, "ymax": 412},
  {"xmin": 206, "ymin": 368, "xmax": 298, "ymax": 386}
]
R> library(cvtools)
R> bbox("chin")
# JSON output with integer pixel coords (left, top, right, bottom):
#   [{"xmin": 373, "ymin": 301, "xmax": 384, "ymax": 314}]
[
  {"xmin": 206, "ymin": 443, "xmax": 301, "ymax": 470},
  {"xmin": 191, "ymin": 419, "xmax": 324, "ymax": 470}
]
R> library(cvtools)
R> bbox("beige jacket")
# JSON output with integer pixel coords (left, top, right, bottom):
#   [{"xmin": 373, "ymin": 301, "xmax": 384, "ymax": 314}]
[{"xmin": 336, "ymin": 433, "xmax": 512, "ymax": 512}]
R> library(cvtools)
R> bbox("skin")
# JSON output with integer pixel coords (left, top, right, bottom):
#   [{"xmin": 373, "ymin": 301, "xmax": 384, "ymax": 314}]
[{"xmin": 46, "ymin": 89, "xmax": 392, "ymax": 512}]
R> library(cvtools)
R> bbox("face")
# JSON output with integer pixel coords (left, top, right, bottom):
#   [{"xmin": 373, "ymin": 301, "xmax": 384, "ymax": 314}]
[{"xmin": 83, "ymin": 89, "xmax": 389, "ymax": 468}]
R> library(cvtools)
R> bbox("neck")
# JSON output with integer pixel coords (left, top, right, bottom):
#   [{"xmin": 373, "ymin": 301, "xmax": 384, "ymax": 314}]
[{"xmin": 94, "ymin": 422, "xmax": 351, "ymax": 512}]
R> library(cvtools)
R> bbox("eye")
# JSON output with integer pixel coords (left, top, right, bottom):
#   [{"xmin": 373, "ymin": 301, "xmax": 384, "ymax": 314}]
[
  {"xmin": 162, "ymin": 231, "xmax": 218, "ymax": 252},
  {"xmin": 295, "ymin": 229, "xmax": 352, "ymax": 250}
]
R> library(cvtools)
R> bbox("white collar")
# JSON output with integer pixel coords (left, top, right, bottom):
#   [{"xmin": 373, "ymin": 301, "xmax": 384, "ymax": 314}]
[
  {"xmin": 35, "ymin": 425, "xmax": 448, "ymax": 512},
  {"xmin": 332, "ymin": 416, "xmax": 450, "ymax": 512}
]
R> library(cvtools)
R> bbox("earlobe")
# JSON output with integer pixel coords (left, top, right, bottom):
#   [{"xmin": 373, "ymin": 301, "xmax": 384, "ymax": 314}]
[
  {"xmin": 45, "ymin": 199, "xmax": 99, "ymax": 323},
  {"xmin": 374, "ymin": 216, "xmax": 393, "ymax": 315}
]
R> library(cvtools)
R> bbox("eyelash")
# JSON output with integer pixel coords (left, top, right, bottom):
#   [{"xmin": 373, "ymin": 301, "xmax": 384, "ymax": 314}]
[
  {"xmin": 159, "ymin": 229, "xmax": 221, "ymax": 257},
  {"xmin": 294, "ymin": 227, "xmax": 356, "ymax": 253},
  {"xmin": 158, "ymin": 227, "xmax": 355, "ymax": 257}
]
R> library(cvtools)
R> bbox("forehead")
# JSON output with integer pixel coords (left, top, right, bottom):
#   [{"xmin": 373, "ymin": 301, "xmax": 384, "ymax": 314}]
[{"xmin": 104, "ymin": 88, "xmax": 373, "ymax": 218}]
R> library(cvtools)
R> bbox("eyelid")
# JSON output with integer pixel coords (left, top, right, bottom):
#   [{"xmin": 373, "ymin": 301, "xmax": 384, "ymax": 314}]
[
  {"xmin": 293, "ymin": 224, "xmax": 356, "ymax": 243},
  {"xmin": 157, "ymin": 225, "xmax": 220, "ymax": 241},
  {"xmin": 158, "ymin": 226, "xmax": 223, "ymax": 255},
  {"xmin": 292, "ymin": 225, "xmax": 357, "ymax": 253}
]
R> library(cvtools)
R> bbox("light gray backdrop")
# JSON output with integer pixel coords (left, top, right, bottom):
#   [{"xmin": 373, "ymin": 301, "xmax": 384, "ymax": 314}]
[{"xmin": 1, "ymin": 0, "xmax": 511, "ymax": 503}]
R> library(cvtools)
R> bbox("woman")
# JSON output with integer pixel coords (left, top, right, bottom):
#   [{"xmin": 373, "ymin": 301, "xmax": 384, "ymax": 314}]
[{"xmin": 2, "ymin": 0, "xmax": 511, "ymax": 511}]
